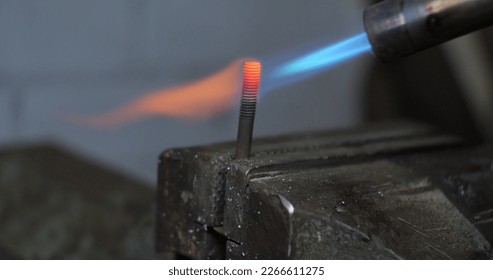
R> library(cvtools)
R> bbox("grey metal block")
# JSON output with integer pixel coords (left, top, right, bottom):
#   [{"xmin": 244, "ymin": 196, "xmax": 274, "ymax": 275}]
[{"xmin": 157, "ymin": 122, "xmax": 493, "ymax": 259}]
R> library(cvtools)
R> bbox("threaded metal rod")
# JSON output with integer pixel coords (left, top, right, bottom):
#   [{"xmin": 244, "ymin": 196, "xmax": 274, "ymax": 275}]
[{"xmin": 235, "ymin": 61, "xmax": 261, "ymax": 159}]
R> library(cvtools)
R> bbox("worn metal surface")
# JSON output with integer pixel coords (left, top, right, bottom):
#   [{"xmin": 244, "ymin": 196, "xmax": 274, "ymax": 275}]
[
  {"xmin": 0, "ymin": 144, "xmax": 157, "ymax": 259},
  {"xmin": 226, "ymin": 148, "xmax": 493, "ymax": 259},
  {"xmin": 157, "ymin": 122, "xmax": 493, "ymax": 259},
  {"xmin": 157, "ymin": 146, "xmax": 231, "ymax": 259}
]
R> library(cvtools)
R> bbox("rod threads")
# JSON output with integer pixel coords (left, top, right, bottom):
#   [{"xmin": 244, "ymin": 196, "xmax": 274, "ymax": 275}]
[
  {"xmin": 239, "ymin": 61, "xmax": 261, "ymax": 118},
  {"xmin": 235, "ymin": 60, "xmax": 261, "ymax": 159}
]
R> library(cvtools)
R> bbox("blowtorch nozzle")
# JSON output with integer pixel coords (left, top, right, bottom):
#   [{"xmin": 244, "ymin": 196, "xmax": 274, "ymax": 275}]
[{"xmin": 364, "ymin": 0, "xmax": 493, "ymax": 62}]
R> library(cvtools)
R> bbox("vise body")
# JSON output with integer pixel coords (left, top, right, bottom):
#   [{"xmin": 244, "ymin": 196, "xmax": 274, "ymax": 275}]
[{"xmin": 156, "ymin": 122, "xmax": 493, "ymax": 259}]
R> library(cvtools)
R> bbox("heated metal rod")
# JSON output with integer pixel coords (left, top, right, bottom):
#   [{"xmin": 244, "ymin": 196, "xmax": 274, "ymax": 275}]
[{"xmin": 235, "ymin": 61, "xmax": 262, "ymax": 159}]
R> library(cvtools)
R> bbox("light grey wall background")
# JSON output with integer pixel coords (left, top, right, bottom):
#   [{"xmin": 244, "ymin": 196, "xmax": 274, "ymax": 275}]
[{"xmin": 0, "ymin": 0, "xmax": 370, "ymax": 185}]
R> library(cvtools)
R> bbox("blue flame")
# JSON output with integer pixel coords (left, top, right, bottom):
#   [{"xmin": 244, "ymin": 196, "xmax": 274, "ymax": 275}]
[
  {"xmin": 260, "ymin": 32, "xmax": 371, "ymax": 96},
  {"xmin": 273, "ymin": 33, "xmax": 371, "ymax": 77}
]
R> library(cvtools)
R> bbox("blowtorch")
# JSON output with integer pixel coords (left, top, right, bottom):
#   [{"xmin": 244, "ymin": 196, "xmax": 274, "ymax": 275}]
[{"xmin": 364, "ymin": 0, "xmax": 493, "ymax": 62}]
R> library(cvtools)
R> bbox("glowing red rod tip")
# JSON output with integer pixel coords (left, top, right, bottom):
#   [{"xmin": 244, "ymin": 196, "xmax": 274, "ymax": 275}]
[
  {"xmin": 236, "ymin": 60, "xmax": 262, "ymax": 159},
  {"xmin": 242, "ymin": 61, "xmax": 262, "ymax": 96},
  {"xmin": 240, "ymin": 61, "xmax": 262, "ymax": 118}
]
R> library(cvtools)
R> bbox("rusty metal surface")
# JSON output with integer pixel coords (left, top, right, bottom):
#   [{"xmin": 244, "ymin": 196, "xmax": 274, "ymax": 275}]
[{"xmin": 156, "ymin": 122, "xmax": 493, "ymax": 259}]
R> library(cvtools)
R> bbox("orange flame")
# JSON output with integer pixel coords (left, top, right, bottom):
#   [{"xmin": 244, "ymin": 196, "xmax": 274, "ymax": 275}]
[{"xmin": 70, "ymin": 59, "xmax": 244, "ymax": 127}]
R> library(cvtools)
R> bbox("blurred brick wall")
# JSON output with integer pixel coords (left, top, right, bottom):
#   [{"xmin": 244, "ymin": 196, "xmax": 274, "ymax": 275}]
[{"xmin": 0, "ymin": 0, "xmax": 369, "ymax": 184}]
